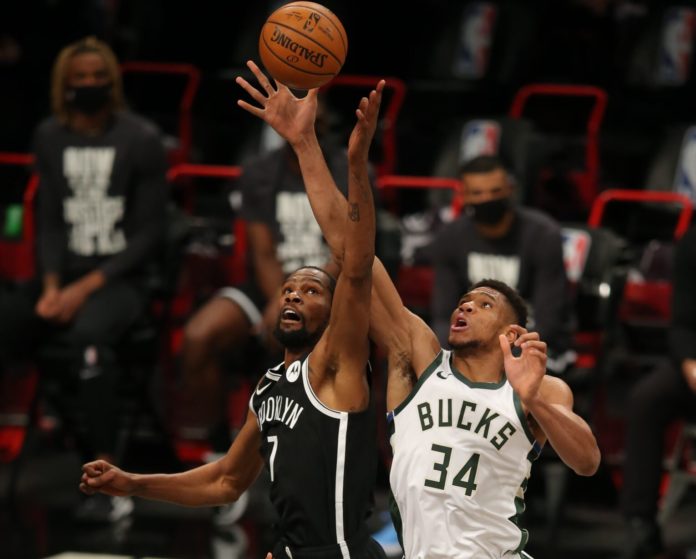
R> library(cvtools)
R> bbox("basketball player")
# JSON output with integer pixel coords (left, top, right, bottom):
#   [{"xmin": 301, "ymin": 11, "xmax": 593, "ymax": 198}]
[
  {"xmin": 239, "ymin": 64, "xmax": 602, "ymax": 558},
  {"xmin": 81, "ymin": 64, "xmax": 387, "ymax": 559}
]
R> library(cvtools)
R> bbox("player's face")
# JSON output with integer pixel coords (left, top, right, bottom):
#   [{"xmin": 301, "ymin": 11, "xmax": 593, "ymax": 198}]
[
  {"xmin": 274, "ymin": 268, "xmax": 332, "ymax": 350},
  {"xmin": 461, "ymin": 168, "xmax": 511, "ymax": 204},
  {"xmin": 448, "ymin": 288, "xmax": 510, "ymax": 351},
  {"xmin": 66, "ymin": 52, "xmax": 110, "ymax": 88}
]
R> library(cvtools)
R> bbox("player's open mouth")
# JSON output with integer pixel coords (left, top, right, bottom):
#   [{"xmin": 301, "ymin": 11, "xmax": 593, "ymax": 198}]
[
  {"xmin": 451, "ymin": 318, "xmax": 469, "ymax": 331},
  {"xmin": 281, "ymin": 308, "xmax": 301, "ymax": 323}
]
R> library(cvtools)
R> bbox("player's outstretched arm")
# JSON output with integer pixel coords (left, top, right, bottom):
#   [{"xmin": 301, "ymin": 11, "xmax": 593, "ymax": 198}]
[
  {"xmin": 80, "ymin": 410, "xmax": 264, "ymax": 506},
  {"xmin": 499, "ymin": 331, "xmax": 601, "ymax": 476},
  {"xmin": 236, "ymin": 60, "xmax": 345, "ymax": 257}
]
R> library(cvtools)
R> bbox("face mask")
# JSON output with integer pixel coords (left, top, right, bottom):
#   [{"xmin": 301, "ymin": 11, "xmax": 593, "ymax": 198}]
[
  {"xmin": 65, "ymin": 83, "xmax": 112, "ymax": 115},
  {"xmin": 467, "ymin": 197, "xmax": 511, "ymax": 225}
]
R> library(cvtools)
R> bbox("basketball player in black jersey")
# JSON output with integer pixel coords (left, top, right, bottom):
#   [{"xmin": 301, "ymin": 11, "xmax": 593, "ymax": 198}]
[{"xmin": 80, "ymin": 61, "xmax": 387, "ymax": 559}]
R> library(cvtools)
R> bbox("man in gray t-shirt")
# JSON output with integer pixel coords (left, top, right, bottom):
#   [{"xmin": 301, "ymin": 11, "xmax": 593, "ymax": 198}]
[{"xmin": 428, "ymin": 155, "xmax": 575, "ymax": 374}]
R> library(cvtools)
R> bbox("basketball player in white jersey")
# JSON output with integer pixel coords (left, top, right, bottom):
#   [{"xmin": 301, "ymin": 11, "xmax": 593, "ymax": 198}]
[
  {"xmin": 80, "ymin": 63, "xmax": 388, "ymax": 559},
  {"xmin": 253, "ymin": 74, "xmax": 603, "ymax": 558}
]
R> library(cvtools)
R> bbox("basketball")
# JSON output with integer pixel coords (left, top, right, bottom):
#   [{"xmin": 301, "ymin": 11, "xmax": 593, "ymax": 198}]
[{"xmin": 258, "ymin": 2, "xmax": 348, "ymax": 90}]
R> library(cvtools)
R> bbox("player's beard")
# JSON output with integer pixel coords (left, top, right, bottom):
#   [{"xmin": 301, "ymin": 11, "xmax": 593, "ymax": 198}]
[
  {"xmin": 273, "ymin": 319, "xmax": 326, "ymax": 351},
  {"xmin": 449, "ymin": 339, "xmax": 484, "ymax": 356}
]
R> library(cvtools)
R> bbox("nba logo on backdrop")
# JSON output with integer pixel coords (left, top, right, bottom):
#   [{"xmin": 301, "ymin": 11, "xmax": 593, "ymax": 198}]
[
  {"xmin": 674, "ymin": 126, "xmax": 696, "ymax": 202},
  {"xmin": 561, "ymin": 228, "xmax": 591, "ymax": 284},
  {"xmin": 657, "ymin": 7, "xmax": 696, "ymax": 85},
  {"xmin": 452, "ymin": 2, "xmax": 498, "ymax": 79},
  {"xmin": 459, "ymin": 120, "xmax": 501, "ymax": 163}
]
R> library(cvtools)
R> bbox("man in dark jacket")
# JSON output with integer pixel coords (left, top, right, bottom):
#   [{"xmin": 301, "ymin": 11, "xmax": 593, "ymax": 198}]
[
  {"xmin": 0, "ymin": 36, "xmax": 167, "ymax": 522},
  {"xmin": 428, "ymin": 155, "xmax": 575, "ymax": 375}
]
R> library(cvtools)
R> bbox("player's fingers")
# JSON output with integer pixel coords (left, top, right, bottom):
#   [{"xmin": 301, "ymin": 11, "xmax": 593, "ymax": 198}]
[
  {"xmin": 236, "ymin": 77, "xmax": 268, "ymax": 105},
  {"xmin": 82, "ymin": 460, "xmax": 105, "ymax": 475},
  {"xmin": 246, "ymin": 60, "xmax": 273, "ymax": 90},
  {"xmin": 237, "ymin": 99, "xmax": 265, "ymax": 119},
  {"xmin": 509, "ymin": 324, "xmax": 529, "ymax": 336},
  {"xmin": 515, "ymin": 331, "xmax": 540, "ymax": 346},
  {"xmin": 527, "ymin": 348, "xmax": 547, "ymax": 360},
  {"xmin": 79, "ymin": 482, "xmax": 96, "ymax": 495},
  {"xmin": 521, "ymin": 340, "xmax": 547, "ymax": 352},
  {"xmin": 499, "ymin": 334, "xmax": 513, "ymax": 359}
]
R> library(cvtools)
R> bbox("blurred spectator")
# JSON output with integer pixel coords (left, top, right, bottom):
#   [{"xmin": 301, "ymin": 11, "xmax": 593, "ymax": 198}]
[
  {"xmin": 617, "ymin": 223, "xmax": 696, "ymax": 559},
  {"xmin": 0, "ymin": 36, "xmax": 167, "ymax": 522},
  {"xmin": 427, "ymin": 154, "xmax": 575, "ymax": 375},
  {"xmin": 177, "ymin": 101, "xmax": 378, "ymax": 447}
]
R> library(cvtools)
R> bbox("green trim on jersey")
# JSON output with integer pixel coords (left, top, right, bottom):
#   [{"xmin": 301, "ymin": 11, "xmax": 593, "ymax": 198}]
[
  {"xmin": 513, "ymin": 391, "xmax": 538, "ymax": 445},
  {"xmin": 388, "ymin": 490, "xmax": 405, "ymax": 551},
  {"xmin": 449, "ymin": 353, "xmax": 507, "ymax": 389},
  {"xmin": 509, "ymin": 476, "xmax": 530, "ymax": 554},
  {"xmin": 392, "ymin": 351, "xmax": 444, "ymax": 416}
]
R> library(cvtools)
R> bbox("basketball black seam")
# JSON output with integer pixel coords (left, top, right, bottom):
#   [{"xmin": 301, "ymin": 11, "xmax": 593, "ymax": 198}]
[
  {"xmin": 265, "ymin": 20, "xmax": 343, "ymax": 66},
  {"xmin": 275, "ymin": 3, "xmax": 348, "ymax": 55},
  {"xmin": 261, "ymin": 35, "xmax": 334, "ymax": 78}
]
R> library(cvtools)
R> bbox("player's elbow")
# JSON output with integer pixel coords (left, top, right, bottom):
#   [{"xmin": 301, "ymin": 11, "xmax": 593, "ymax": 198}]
[{"xmin": 573, "ymin": 447, "xmax": 601, "ymax": 477}]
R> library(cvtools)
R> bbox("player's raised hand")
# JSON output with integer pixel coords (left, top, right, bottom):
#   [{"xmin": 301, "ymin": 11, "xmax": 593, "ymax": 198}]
[
  {"xmin": 236, "ymin": 60, "xmax": 318, "ymax": 147},
  {"xmin": 348, "ymin": 80, "xmax": 385, "ymax": 165},
  {"xmin": 499, "ymin": 325, "xmax": 547, "ymax": 404}
]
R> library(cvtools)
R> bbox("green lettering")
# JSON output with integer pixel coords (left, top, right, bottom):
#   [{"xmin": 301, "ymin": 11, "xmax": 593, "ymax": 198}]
[
  {"xmin": 418, "ymin": 402, "xmax": 433, "ymax": 431},
  {"xmin": 474, "ymin": 407, "xmax": 499, "ymax": 439},
  {"xmin": 456, "ymin": 400, "xmax": 477, "ymax": 430},
  {"xmin": 438, "ymin": 399, "xmax": 453, "ymax": 427},
  {"xmin": 491, "ymin": 421, "xmax": 516, "ymax": 450}
]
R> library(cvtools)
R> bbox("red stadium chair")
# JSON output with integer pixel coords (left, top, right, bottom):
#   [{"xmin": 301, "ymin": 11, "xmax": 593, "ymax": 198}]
[{"xmin": 509, "ymin": 83, "xmax": 608, "ymax": 213}]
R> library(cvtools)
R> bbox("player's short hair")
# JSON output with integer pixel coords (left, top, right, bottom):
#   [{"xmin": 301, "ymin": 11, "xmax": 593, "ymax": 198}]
[
  {"xmin": 51, "ymin": 36, "xmax": 124, "ymax": 124},
  {"xmin": 469, "ymin": 278, "xmax": 528, "ymax": 327}
]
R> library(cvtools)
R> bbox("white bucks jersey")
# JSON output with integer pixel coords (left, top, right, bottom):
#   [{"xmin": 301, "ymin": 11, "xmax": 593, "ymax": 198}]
[{"xmin": 388, "ymin": 350, "xmax": 541, "ymax": 559}]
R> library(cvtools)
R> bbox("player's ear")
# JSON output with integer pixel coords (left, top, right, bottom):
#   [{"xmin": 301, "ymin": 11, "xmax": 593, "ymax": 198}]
[{"xmin": 502, "ymin": 326, "xmax": 518, "ymax": 346}]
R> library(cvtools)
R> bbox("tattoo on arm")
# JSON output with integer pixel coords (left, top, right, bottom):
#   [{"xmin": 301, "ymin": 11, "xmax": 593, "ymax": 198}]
[{"xmin": 348, "ymin": 203, "xmax": 360, "ymax": 222}]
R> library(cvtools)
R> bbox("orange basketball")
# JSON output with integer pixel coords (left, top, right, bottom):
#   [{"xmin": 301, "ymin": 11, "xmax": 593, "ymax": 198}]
[{"xmin": 259, "ymin": 2, "xmax": 348, "ymax": 90}]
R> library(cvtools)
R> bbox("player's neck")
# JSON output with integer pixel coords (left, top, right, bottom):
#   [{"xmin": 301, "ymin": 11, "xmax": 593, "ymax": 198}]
[
  {"xmin": 451, "ymin": 351, "xmax": 505, "ymax": 384},
  {"xmin": 284, "ymin": 347, "xmax": 310, "ymax": 369}
]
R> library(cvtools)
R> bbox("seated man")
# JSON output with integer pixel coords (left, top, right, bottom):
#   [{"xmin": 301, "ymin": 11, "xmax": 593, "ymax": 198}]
[
  {"xmin": 616, "ymin": 223, "xmax": 696, "ymax": 559},
  {"xmin": 0, "ymin": 36, "xmax": 168, "ymax": 522},
  {"xmin": 428, "ymin": 154, "xmax": 576, "ymax": 375}
]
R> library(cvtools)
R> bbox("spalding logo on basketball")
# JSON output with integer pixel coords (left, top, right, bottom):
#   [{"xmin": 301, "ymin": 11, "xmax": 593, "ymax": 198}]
[{"xmin": 259, "ymin": 1, "xmax": 348, "ymax": 89}]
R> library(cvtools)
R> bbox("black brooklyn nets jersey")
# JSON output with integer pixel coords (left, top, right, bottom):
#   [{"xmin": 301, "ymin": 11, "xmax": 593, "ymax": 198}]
[{"xmin": 249, "ymin": 354, "xmax": 379, "ymax": 556}]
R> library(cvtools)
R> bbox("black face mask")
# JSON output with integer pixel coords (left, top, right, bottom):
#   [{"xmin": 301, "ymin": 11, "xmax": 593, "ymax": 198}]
[
  {"xmin": 467, "ymin": 197, "xmax": 511, "ymax": 225},
  {"xmin": 65, "ymin": 83, "xmax": 112, "ymax": 115}
]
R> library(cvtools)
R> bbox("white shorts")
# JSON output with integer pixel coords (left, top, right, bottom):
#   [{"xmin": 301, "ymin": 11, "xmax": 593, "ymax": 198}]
[{"xmin": 216, "ymin": 286, "xmax": 263, "ymax": 328}]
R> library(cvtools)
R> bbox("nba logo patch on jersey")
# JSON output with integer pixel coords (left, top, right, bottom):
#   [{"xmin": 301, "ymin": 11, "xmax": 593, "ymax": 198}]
[
  {"xmin": 674, "ymin": 126, "xmax": 696, "ymax": 202},
  {"xmin": 657, "ymin": 7, "xmax": 696, "ymax": 86},
  {"xmin": 452, "ymin": 2, "xmax": 498, "ymax": 79},
  {"xmin": 286, "ymin": 360, "xmax": 301, "ymax": 383},
  {"xmin": 561, "ymin": 227, "xmax": 592, "ymax": 284},
  {"xmin": 459, "ymin": 120, "xmax": 501, "ymax": 164}
]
